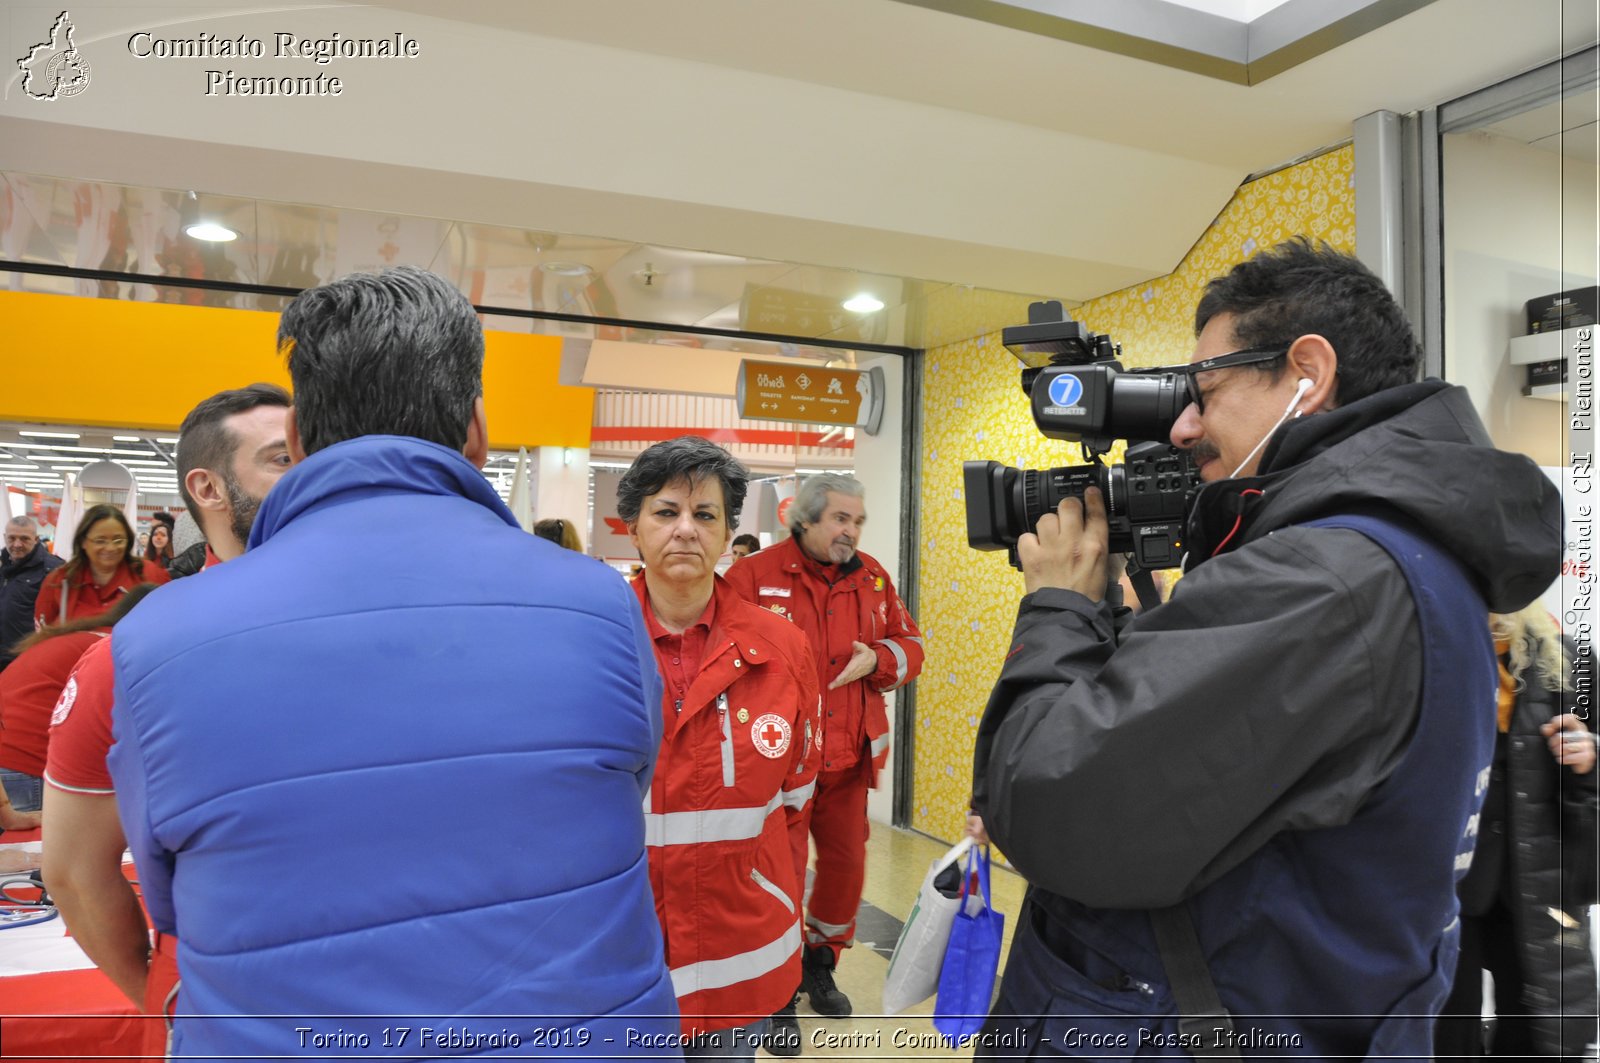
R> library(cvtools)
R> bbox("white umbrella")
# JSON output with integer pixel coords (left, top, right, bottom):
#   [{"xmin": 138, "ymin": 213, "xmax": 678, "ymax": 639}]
[
  {"xmin": 0, "ymin": 480, "xmax": 12, "ymax": 522},
  {"xmin": 54, "ymin": 473, "xmax": 83, "ymax": 555},
  {"xmin": 508, "ymin": 446, "xmax": 535, "ymax": 532},
  {"xmin": 123, "ymin": 478, "xmax": 139, "ymax": 533}
]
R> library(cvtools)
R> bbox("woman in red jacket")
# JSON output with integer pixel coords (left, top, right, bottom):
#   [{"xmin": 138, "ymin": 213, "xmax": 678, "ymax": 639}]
[
  {"xmin": 0, "ymin": 583, "xmax": 160, "ymax": 815},
  {"xmin": 619, "ymin": 437, "xmax": 822, "ymax": 1061},
  {"xmin": 33, "ymin": 504, "xmax": 168, "ymax": 629}
]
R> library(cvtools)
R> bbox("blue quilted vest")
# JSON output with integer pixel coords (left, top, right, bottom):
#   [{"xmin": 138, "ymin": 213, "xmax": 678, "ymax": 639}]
[
  {"xmin": 108, "ymin": 437, "xmax": 681, "ymax": 1059},
  {"xmin": 985, "ymin": 514, "xmax": 1496, "ymax": 1060}
]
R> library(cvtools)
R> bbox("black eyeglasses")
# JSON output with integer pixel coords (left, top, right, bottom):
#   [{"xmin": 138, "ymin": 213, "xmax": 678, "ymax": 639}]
[{"xmin": 1176, "ymin": 345, "xmax": 1290, "ymax": 413}]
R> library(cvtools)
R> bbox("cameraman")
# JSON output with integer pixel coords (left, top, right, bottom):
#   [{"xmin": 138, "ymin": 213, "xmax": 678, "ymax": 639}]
[{"xmin": 971, "ymin": 238, "xmax": 1562, "ymax": 1059}]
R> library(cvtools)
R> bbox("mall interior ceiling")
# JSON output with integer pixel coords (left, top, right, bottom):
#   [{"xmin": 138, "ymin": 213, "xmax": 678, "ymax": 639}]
[{"xmin": 0, "ymin": 0, "xmax": 1594, "ymax": 506}]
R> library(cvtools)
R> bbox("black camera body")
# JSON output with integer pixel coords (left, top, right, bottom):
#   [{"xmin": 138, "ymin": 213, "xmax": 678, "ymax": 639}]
[
  {"xmin": 963, "ymin": 301, "xmax": 1200, "ymax": 571},
  {"xmin": 964, "ymin": 443, "xmax": 1195, "ymax": 570}
]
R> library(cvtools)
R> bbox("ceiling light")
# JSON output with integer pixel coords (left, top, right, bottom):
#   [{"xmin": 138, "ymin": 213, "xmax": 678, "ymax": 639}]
[
  {"xmin": 156, "ymin": 437, "xmax": 179, "ymax": 444},
  {"xmin": 539, "ymin": 261, "xmax": 592, "ymax": 277},
  {"xmin": 181, "ymin": 190, "xmax": 237, "ymax": 243},
  {"xmin": 113, "ymin": 436, "xmax": 141, "ymax": 442},
  {"xmin": 185, "ymin": 222, "xmax": 237, "ymax": 242},
  {"xmin": 842, "ymin": 293, "xmax": 885, "ymax": 313},
  {"xmin": 19, "ymin": 430, "xmax": 79, "ymax": 439}
]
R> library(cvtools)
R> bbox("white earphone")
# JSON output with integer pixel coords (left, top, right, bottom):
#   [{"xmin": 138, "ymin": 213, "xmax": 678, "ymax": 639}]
[
  {"xmin": 1229, "ymin": 378, "xmax": 1317, "ymax": 478},
  {"xmin": 1287, "ymin": 378, "xmax": 1313, "ymax": 419}
]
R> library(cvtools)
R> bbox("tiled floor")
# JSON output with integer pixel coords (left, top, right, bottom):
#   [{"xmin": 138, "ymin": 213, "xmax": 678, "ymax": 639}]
[{"xmin": 763, "ymin": 826, "xmax": 1026, "ymax": 1060}]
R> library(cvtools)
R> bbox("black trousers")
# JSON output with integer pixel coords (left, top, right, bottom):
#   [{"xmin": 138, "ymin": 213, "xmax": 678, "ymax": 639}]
[{"xmin": 1435, "ymin": 898, "xmax": 1543, "ymax": 1061}]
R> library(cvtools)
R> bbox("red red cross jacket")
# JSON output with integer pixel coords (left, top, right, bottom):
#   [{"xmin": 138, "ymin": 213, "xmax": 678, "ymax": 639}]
[
  {"xmin": 724, "ymin": 538, "xmax": 922, "ymax": 783},
  {"xmin": 633, "ymin": 575, "xmax": 823, "ymax": 1034}
]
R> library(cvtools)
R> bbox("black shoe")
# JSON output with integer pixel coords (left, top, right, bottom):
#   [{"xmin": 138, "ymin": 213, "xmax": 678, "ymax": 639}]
[
  {"xmin": 763, "ymin": 994, "xmax": 802, "ymax": 1056},
  {"xmin": 800, "ymin": 945, "xmax": 852, "ymax": 1017}
]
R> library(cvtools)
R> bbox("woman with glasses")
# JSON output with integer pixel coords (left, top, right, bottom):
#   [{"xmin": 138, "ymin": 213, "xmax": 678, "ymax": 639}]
[{"xmin": 33, "ymin": 504, "xmax": 169, "ymax": 628}]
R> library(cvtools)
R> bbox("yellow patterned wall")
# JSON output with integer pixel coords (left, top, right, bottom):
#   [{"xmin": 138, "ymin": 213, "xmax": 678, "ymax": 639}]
[{"xmin": 910, "ymin": 145, "xmax": 1356, "ymax": 841}]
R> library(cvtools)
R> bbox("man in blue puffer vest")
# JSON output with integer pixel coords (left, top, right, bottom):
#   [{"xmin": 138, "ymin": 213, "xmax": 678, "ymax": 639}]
[{"xmin": 108, "ymin": 266, "xmax": 681, "ymax": 1059}]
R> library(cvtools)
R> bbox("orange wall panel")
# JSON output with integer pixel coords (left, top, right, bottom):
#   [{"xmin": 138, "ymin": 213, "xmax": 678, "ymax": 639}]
[{"xmin": 0, "ymin": 291, "xmax": 592, "ymax": 449}]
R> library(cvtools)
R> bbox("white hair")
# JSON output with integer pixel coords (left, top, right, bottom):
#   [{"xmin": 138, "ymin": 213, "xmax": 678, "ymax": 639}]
[{"xmin": 788, "ymin": 474, "xmax": 865, "ymax": 536}]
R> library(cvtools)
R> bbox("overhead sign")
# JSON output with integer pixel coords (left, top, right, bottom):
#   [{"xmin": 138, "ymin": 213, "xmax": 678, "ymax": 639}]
[{"xmin": 736, "ymin": 360, "xmax": 885, "ymax": 435}]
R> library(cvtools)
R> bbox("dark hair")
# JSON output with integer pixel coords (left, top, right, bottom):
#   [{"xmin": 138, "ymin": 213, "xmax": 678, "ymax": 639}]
[
  {"xmin": 732, "ymin": 533, "xmax": 761, "ymax": 552},
  {"xmin": 533, "ymin": 518, "xmax": 584, "ymax": 552},
  {"xmin": 66, "ymin": 504, "xmax": 146, "ymax": 583},
  {"xmin": 177, "ymin": 384, "xmax": 291, "ymax": 514},
  {"xmin": 144, "ymin": 517, "xmax": 174, "ymax": 563},
  {"xmin": 1194, "ymin": 237, "xmax": 1421, "ymax": 406},
  {"xmin": 617, "ymin": 436, "xmax": 749, "ymax": 530},
  {"xmin": 279, "ymin": 266, "xmax": 484, "ymax": 454},
  {"xmin": 10, "ymin": 582, "xmax": 160, "ymax": 657}
]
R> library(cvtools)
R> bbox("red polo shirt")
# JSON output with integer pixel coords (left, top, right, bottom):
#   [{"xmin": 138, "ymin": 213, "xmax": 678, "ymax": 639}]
[
  {"xmin": 33, "ymin": 559, "xmax": 169, "ymax": 628},
  {"xmin": 638, "ymin": 581, "xmax": 716, "ymax": 713},
  {"xmin": 42, "ymin": 635, "xmax": 116, "ymax": 793},
  {"xmin": 0, "ymin": 630, "xmax": 103, "ymax": 777}
]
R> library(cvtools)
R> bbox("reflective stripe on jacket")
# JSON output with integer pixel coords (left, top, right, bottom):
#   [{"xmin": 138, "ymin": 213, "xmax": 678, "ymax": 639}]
[
  {"xmin": 635, "ymin": 575, "xmax": 822, "ymax": 1034},
  {"xmin": 724, "ymin": 538, "xmax": 920, "ymax": 781}
]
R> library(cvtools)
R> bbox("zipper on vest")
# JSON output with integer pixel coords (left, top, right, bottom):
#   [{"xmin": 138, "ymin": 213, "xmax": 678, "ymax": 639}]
[{"xmin": 718, "ymin": 693, "xmax": 735, "ymax": 786}]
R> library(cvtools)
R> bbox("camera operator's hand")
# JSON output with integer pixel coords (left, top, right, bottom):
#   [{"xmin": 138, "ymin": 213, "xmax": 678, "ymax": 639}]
[{"xmin": 1020, "ymin": 487, "xmax": 1109, "ymax": 600}]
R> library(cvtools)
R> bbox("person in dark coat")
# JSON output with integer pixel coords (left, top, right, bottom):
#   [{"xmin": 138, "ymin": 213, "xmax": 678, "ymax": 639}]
[
  {"xmin": 971, "ymin": 239, "xmax": 1562, "ymax": 1059},
  {"xmin": 0, "ymin": 515, "xmax": 63, "ymax": 672},
  {"xmin": 1436, "ymin": 603, "xmax": 1598, "ymax": 1060}
]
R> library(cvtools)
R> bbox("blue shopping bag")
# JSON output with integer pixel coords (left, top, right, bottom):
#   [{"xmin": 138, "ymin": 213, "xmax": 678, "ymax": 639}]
[{"xmin": 932, "ymin": 843, "xmax": 1005, "ymax": 1044}]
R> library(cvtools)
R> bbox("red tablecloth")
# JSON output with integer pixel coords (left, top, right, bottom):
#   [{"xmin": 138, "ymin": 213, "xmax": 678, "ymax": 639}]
[
  {"xmin": 0, "ymin": 969, "xmax": 149, "ymax": 1061},
  {"xmin": 1, "ymin": 827, "xmax": 151, "ymax": 1061}
]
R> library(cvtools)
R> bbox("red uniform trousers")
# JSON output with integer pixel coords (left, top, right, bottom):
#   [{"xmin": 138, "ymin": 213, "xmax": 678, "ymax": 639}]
[{"xmin": 787, "ymin": 754, "xmax": 871, "ymax": 963}]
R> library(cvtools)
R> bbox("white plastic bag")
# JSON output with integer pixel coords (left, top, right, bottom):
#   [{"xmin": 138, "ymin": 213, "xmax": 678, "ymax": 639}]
[{"xmin": 881, "ymin": 836, "xmax": 974, "ymax": 1015}]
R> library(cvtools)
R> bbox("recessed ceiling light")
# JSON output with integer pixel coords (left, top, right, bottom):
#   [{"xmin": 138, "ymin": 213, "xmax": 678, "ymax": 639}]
[
  {"xmin": 113, "ymin": 436, "xmax": 141, "ymax": 442},
  {"xmin": 156, "ymin": 437, "xmax": 180, "ymax": 444},
  {"xmin": 185, "ymin": 222, "xmax": 237, "ymax": 242},
  {"xmin": 842, "ymin": 293, "xmax": 885, "ymax": 313},
  {"xmin": 20, "ymin": 430, "xmax": 80, "ymax": 439},
  {"xmin": 539, "ymin": 261, "xmax": 592, "ymax": 277}
]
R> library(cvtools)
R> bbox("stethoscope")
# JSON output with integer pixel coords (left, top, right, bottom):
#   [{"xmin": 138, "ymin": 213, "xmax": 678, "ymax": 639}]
[{"xmin": 0, "ymin": 871, "xmax": 59, "ymax": 929}]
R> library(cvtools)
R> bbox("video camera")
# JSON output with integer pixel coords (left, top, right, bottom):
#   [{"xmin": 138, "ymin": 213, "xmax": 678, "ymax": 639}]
[{"xmin": 963, "ymin": 301, "xmax": 1201, "ymax": 572}]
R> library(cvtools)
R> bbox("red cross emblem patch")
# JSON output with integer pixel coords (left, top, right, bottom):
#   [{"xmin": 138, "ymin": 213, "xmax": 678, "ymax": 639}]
[
  {"xmin": 50, "ymin": 676, "xmax": 78, "ymax": 727},
  {"xmin": 751, "ymin": 713, "xmax": 791, "ymax": 759}
]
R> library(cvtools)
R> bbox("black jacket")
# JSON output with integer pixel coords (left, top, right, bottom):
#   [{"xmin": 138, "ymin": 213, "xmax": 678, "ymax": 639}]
[
  {"xmin": 1457, "ymin": 643, "xmax": 1598, "ymax": 1055},
  {"xmin": 974, "ymin": 380, "xmax": 1563, "ymax": 907},
  {"xmin": 0, "ymin": 543, "xmax": 62, "ymax": 669},
  {"xmin": 166, "ymin": 541, "xmax": 209, "ymax": 580}
]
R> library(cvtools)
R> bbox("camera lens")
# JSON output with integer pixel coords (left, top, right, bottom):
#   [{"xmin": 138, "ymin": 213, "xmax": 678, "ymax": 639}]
[{"xmin": 1109, "ymin": 374, "xmax": 1190, "ymax": 441}]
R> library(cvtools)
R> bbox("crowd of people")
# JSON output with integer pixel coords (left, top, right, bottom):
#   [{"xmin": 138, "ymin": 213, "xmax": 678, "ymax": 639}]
[
  {"xmin": 0, "ymin": 244, "xmax": 1593, "ymax": 1060},
  {"xmin": 0, "ymin": 265, "xmax": 921, "ymax": 1060}
]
